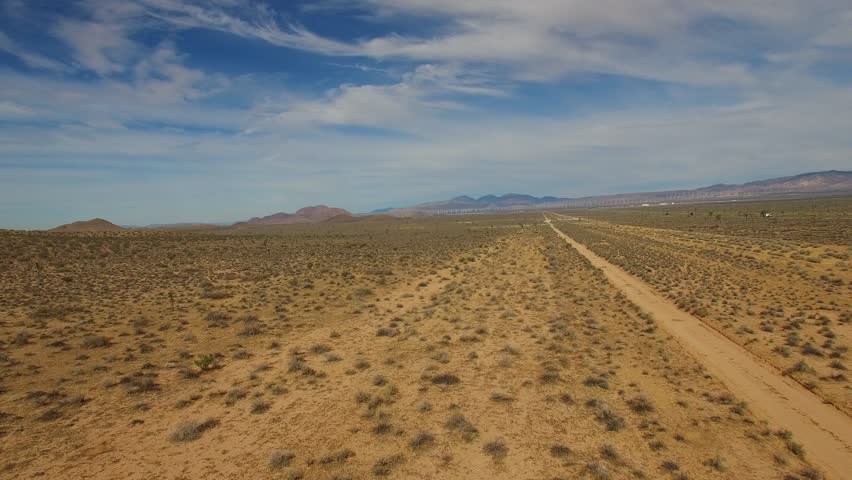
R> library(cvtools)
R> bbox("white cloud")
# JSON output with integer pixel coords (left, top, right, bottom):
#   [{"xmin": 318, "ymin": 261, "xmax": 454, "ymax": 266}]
[
  {"xmin": 248, "ymin": 63, "xmax": 504, "ymax": 132},
  {"xmin": 136, "ymin": 0, "xmax": 355, "ymax": 53},
  {"xmin": 129, "ymin": 41, "xmax": 228, "ymax": 103},
  {"xmin": 52, "ymin": 19, "xmax": 138, "ymax": 75},
  {"xmin": 0, "ymin": 31, "xmax": 69, "ymax": 72},
  {"xmin": 0, "ymin": 100, "xmax": 33, "ymax": 117}
]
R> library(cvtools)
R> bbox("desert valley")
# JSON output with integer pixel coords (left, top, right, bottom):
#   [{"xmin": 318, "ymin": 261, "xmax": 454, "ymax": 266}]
[
  {"xmin": 3, "ymin": 2, "xmax": 852, "ymax": 478},
  {"xmin": 2, "ymin": 176, "xmax": 851, "ymax": 479}
]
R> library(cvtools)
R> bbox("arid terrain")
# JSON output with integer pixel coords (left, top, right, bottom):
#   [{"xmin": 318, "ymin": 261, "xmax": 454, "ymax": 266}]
[
  {"xmin": 551, "ymin": 198, "xmax": 851, "ymax": 417},
  {"xmin": 1, "ymin": 204, "xmax": 849, "ymax": 479}
]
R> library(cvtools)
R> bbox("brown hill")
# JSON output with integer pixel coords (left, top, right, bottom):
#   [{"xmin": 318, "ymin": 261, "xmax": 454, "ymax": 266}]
[
  {"xmin": 49, "ymin": 218, "xmax": 124, "ymax": 232},
  {"xmin": 295, "ymin": 205, "xmax": 352, "ymax": 222},
  {"xmin": 237, "ymin": 205, "xmax": 353, "ymax": 226}
]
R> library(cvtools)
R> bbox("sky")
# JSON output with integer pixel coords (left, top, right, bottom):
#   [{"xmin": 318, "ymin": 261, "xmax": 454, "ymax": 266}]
[{"xmin": 1, "ymin": 0, "xmax": 851, "ymax": 229}]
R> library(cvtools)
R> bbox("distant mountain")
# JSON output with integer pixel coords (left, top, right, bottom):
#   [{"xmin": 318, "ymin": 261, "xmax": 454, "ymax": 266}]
[
  {"xmin": 324, "ymin": 213, "xmax": 398, "ymax": 223},
  {"xmin": 49, "ymin": 218, "xmax": 123, "ymax": 232},
  {"xmin": 123, "ymin": 222, "xmax": 225, "ymax": 230},
  {"xmin": 368, "ymin": 207, "xmax": 395, "ymax": 214},
  {"xmin": 236, "ymin": 205, "xmax": 352, "ymax": 226},
  {"xmin": 381, "ymin": 170, "xmax": 852, "ymax": 215}
]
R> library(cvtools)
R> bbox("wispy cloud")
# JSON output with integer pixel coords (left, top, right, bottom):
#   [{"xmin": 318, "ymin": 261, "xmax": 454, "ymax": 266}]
[
  {"xmin": 124, "ymin": 0, "xmax": 852, "ymax": 86},
  {"xmin": 0, "ymin": 31, "xmax": 69, "ymax": 72},
  {"xmin": 247, "ymin": 63, "xmax": 505, "ymax": 132},
  {"xmin": 52, "ymin": 19, "xmax": 139, "ymax": 75}
]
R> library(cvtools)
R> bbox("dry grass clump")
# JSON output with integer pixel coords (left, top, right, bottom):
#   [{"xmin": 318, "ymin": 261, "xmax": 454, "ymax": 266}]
[
  {"xmin": 170, "ymin": 418, "xmax": 219, "ymax": 442},
  {"xmin": 627, "ymin": 395, "xmax": 655, "ymax": 414},
  {"xmin": 431, "ymin": 373, "xmax": 460, "ymax": 385},
  {"xmin": 445, "ymin": 413, "xmax": 478, "ymax": 441},
  {"xmin": 372, "ymin": 454, "xmax": 404, "ymax": 477},
  {"xmin": 482, "ymin": 438, "xmax": 508, "ymax": 461},
  {"xmin": 319, "ymin": 448, "xmax": 355, "ymax": 465},
  {"xmin": 269, "ymin": 450, "xmax": 295, "ymax": 469},
  {"xmin": 409, "ymin": 431, "xmax": 435, "ymax": 450},
  {"xmin": 81, "ymin": 335, "xmax": 110, "ymax": 349}
]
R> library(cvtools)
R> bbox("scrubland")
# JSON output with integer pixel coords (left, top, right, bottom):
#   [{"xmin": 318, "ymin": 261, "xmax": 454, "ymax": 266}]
[
  {"xmin": 552, "ymin": 197, "xmax": 851, "ymax": 416},
  {"xmin": 0, "ymin": 212, "xmax": 831, "ymax": 479}
]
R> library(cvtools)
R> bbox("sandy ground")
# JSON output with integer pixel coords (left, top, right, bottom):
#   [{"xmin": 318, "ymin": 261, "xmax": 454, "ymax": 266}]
[
  {"xmin": 0, "ymin": 220, "xmax": 833, "ymax": 479},
  {"xmin": 546, "ymin": 215, "xmax": 852, "ymax": 479}
]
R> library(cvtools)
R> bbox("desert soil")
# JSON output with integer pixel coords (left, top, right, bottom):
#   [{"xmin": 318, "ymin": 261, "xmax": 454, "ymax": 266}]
[{"xmin": 0, "ymin": 218, "xmax": 839, "ymax": 479}]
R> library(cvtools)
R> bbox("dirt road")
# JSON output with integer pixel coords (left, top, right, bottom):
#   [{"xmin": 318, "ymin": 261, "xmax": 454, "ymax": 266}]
[{"xmin": 545, "ymin": 216, "xmax": 852, "ymax": 480}]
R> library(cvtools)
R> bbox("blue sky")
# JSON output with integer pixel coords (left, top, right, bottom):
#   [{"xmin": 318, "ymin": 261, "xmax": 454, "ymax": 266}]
[{"xmin": 1, "ymin": 0, "xmax": 851, "ymax": 228}]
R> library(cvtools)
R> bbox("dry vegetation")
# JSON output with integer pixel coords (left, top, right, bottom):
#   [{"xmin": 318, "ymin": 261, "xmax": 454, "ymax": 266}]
[
  {"xmin": 0, "ymin": 212, "xmax": 830, "ymax": 478},
  {"xmin": 552, "ymin": 197, "xmax": 851, "ymax": 416}
]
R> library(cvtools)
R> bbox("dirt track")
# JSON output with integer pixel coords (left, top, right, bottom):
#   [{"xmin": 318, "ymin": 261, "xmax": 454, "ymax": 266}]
[{"xmin": 545, "ymin": 216, "xmax": 852, "ymax": 480}]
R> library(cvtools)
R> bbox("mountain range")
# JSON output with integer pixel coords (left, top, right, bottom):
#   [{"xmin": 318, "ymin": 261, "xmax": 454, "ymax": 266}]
[
  {"xmin": 47, "ymin": 170, "xmax": 852, "ymax": 231},
  {"xmin": 377, "ymin": 170, "xmax": 852, "ymax": 215}
]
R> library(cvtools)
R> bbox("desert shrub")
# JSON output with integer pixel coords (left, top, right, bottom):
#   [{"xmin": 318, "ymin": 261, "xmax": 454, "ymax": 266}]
[
  {"xmin": 126, "ymin": 376, "xmax": 158, "ymax": 394},
  {"xmin": 586, "ymin": 462, "xmax": 610, "ymax": 480},
  {"xmin": 12, "ymin": 332, "xmax": 30, "ymax": 346},
  {"xmin": 194, "ymin": 354, "xmax": 217, "ymax": 371},
  {"xmin": 37, "ymin": 408, "xmax": 62, "ymax": 422},
  {"xmin": 627, "ymin": 395, "xmax": 655, "ymax": 415},
  {"xmin": 81, "ymin": 335, "xmax": 110, "ymax": 349},
  {"xmin": 239, "ymin": 321, "xmax": 263, "ymax": 336},
  {"xmin": 490, "ymin": 391, "xmax": 514, "ymax": 402},
  {"xmin": 550, "ymin": 444, "xmax": 572, "ymax": 458},
  {"xmin": 431, "ymin": 373, "xmax": 460, "ymax": 385},
  {"xmin": 409, "ymin": 431, "xmax": 435, "ymax": 449},
  {"xmin": 600, "ymin": 444, "xmax": 620, "ymax": 462},
  {"xmin": 483, "ymin": 439, "xmax": 508, "ymax": 461},
  {"xmin": 376, "ymin": 327, "xmax": 399, "ymax": 337},
  {"xmin": 799, "ymin": 467, "xmax": 823, "ymax": 480},
  {"xmin": 445, "ymin": 413, "xmax": 478, "ymax": 441},
  {"xmin": 584, "ymin": 376, "xmax": 609, "ymax": 389},
  {"xmin": 170, "ymin": 418, "xmax": 219, "ymax": 442},
  {"xmin": 251, "ymin": 399, "xmax": 271, "ymax": 414},
  {"xmin": 205, "ymin": 311, "xmax": 230, "ymax": 327},
  {"xmin": 703, "ymin": 456, "xmax": 725, "ymax": 471},
  {"xmin": 225, "ymin": 388, "xmax": 247, "ymax": 405},
  {"xmin": 786, "ymin": 360, "xmax": 814, "ymax": 375},
  {"xmin": 786, "ymin": 440, "xmax": 805, "ymax": 457},
  {"xmin": 319, "ymin": 448, "xmax": 355, "ymax": 465},
  {"xmin": 354, "ymin": 358, "xmax": 371, "ymax": 370},
  {"xmin": 372, "ymin": 454, "xmax": 404, "ymax": 477},
  {"xmin": 354, "ymin": 287, "xmax": 373, "ymax": 297},
  {"xmin": 269, "ymin": 450, "xmax": 295, "ymax": 469},
  {"xmin": 591, "ymin": 403, "xmax": 625, "ymax": 431}
]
